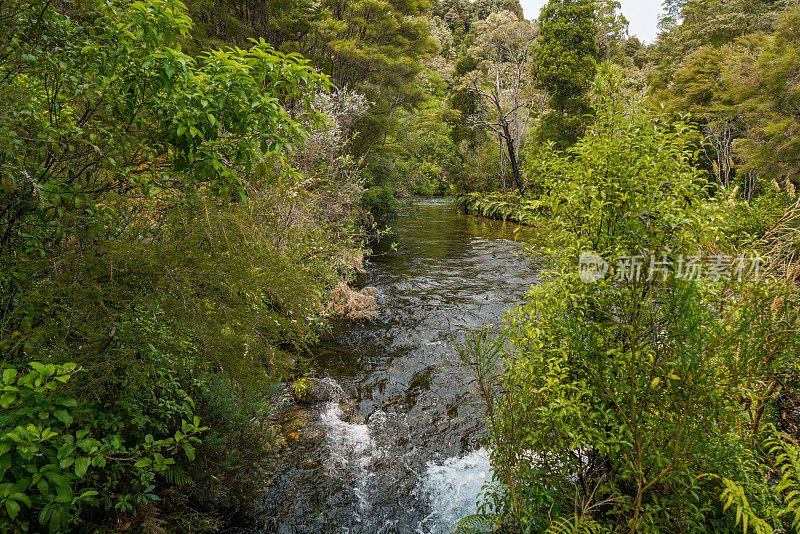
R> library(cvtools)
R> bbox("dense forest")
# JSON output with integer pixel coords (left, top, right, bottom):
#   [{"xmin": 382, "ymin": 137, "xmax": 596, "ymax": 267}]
[{"xmin": 1, "ymin": 0, "xmax": 799, "ymax": 532}]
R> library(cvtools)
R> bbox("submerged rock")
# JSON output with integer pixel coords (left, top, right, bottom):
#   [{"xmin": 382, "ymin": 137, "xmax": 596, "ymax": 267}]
[{"xmin": 292, "ymin": 377, "xmax": 347, "ymax": 404}]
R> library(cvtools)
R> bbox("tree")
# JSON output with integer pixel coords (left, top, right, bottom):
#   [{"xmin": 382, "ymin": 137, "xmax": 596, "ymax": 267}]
[
  {"xmin": 594, "ymin": 0, "xmax": 629, "ymax": 61},
  {"xmin": 665, "ymin": 44, "xmax": 740, "ymax": 190},
  {"xmin": 648, "ymin": 0, "xmax": 775, "ymax": 94},
  {"xmin": 724, "ymin": 5, "xmax": 800, "ymax": 189},
  {"xmin": 461, "ymin": 11, "xmax": 535, "ymax": 191},
  {"xmin": 533, "ymin": 0, "xmax": 599, "ymax": 149},
  {"xmin": 181, "ymin": 0, "xmax": 316, "ymax": 50},
  {"xmin": 651, "ymin": 1, "xmax": 800, "ymax": 196},
  {"xmin": 297, "ymin": 0, "xmax": 435, "ymax": 156}
]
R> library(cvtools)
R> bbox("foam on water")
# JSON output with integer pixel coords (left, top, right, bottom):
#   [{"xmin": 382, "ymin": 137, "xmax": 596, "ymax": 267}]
[
  {"xmin": 420, "ymin": 447, "xmax": 493, "ymax": 533},
  {"xmin": 319, "ymin": 402, "xmax": 379, "ymax": 522},
  {"xmin": 319, "ymin": 402, "xmax": 375, "ymax": 467},
  {"xmin": 318, "ymin": 400, "xmax": 493, "ymax": 533}
]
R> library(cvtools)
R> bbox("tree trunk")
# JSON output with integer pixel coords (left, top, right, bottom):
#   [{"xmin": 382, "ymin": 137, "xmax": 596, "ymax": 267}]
[
  {"xmin": 498, "ymin": 133, "xmax": 507, "ymax": 192},
  {"xmin": 502, "ymin": 122, "xmax": 524, "ymax": 192}
]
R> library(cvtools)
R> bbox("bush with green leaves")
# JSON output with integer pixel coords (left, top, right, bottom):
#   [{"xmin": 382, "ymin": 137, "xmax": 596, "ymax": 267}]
[
  {"xmin": 465, "ymin": 101, "xmax": 800, "ymax": 532},
  {"xmin": 453, "ymin": 191, "xmax": 543, "ymax": 223},
  {"xmin": 0, "ymin": 362, "xmax": 206, "ymax": 531},
  {"xmin": 0, "ymin": 0, "xmax": 328, "ymax": 261},
  {"xmin": 0, "ymin": 0, "xmax": 367, "ymax": 530},
  {"xmin": 361, "ymin": 186, "xmax": 401, "ymax": 212}
]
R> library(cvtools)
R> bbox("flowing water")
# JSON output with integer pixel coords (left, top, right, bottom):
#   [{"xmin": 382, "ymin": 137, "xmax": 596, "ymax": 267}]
[{"xmin": 235, "ymin": 200, "xmax": 539, "ymax": 533}]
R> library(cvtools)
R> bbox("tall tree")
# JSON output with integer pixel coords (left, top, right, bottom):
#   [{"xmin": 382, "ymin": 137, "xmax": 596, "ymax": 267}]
[
  {"xmin": 461, "ymin": 11, "xmax": 535, "ymax": 191},
  {"xmin": 725, "ymin": 5, "xmax": 800, "ymax": 188},
  {"xmin": 594, "ymin": 0, "xmax": 629, "ymax": 61},
  {"xmin": 532, "ymin": 0, "xmax": 599, "ymax": 149},
  {"xmin": 665, "ymin": 44, "xmax": 739, "ymax": 190},
  {"xmin": 299, "ymin": 0, "xmax": 435, "ymax": 156}
]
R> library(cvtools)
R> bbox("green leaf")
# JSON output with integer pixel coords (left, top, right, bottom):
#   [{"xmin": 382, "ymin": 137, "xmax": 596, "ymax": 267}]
[
  {"xmin": 74, "ymin": 457, "xmax": 91, "ymax": 478},
  {"xmin": 182, "ymin": 442, "xmax": 195, "ymax": 461},
  {"xmin": 134, "ymin": 458, "xmax": 152, "ymax": 468},
  {"xmin": 2, "ymin": 369, "xmax": 16, "ymax": 385},
  {"xmin": 53, "ymin": 410, "xmax": 73, "ymax": 426},
  {"xmin": 0, "ymin": 392, "xmax": 17, "ymax": 408},
  {"xmin": 0, "ymin": 453, "xmax": 11, "ymax": 479},
  {"xmin": 76, "ymin": 489, "xmax": 98, "ymax": 502},
  {"xmin": 5, "ymin": 498, "xmax": 20, "ymax": 519},
  {"xmin": 10, "ymin": 492, "xmax": 30, "ymax": 507}
]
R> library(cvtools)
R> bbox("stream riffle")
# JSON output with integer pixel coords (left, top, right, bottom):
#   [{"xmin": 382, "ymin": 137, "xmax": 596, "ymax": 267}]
[{"xmin": 230, "ymin": 200, "xmax": 539, "ymax": 533}]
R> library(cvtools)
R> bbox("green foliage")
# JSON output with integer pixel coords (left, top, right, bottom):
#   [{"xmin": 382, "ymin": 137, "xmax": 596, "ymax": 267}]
[
  {"xmin": 650, "ymin": 0, "xmax": 775, "ymax": 91},
  {"xmin": 373, "ymin": 95, "xmax": 466, "ymax": 197},
  {"xmin": 594, "ymin": 0, "xmax": 628, "ymax": 62},
  {"xmin": 362, "ymin": 186, "xmax": 401, "ymax": 212},
  {"xmin": 533, "ymin": 0, "xmax": 598, "ymax": 148},
  {"xmin": 0, "ymin": 0, "xmax": 328, "ymax": 260},
  {"xmin": 292, "ymin": 377, "xmax": 311, "ymax": 400},
  {"xmin": 451, "ymin": 512, "xmax": 494, "ymax": 533},
  {"xmin": 534, "ymin": 0, "xmax": 598, "ymax": 111},
  {"xmin": 0, "ymin": 362, "xmax": 205, "ymax": 531},
  {"xmin": 721, "ymin": 188, "xmax": 794, "ymax": 247},
  {"xmin": 650, "ymin": 0, "xmax": 800, "ymax": 198},
  {"xmin": 768, "ymin": 433, "xmax": 800, "ymax": 530},
  {"xmin": 453, "ymin": 191, "xmax": 541, "ymax": 223},
  {"xmin": 0, "ymin": 0, "xmax": 367, "ymax": 530},
  {"xmin": 302, "ymin": 0, "xmax": 435, "ymax": 155},
  {"xmin": 700, "ymin": 428, "xmax": 800, "ymax": 534},
  {"xmin": 466, "ymin": 101, "xmax": 799, "ymax": 532},
  {"xmin": 182, "ymin": 0, "xmax": 316, "ymax": 50},
  {"xmin": 724, "ymin": 5, "xmax": 800, "ymax": 186},
  {"xmin": 189, "ymin": 373, "xmax": 280, "ymax": 510},
  {"xmin": 703, "ymin": 475, "xmax": 775, "ymax": 534},
  {"xmin": 544, "ymin": 517, "xmax": 609, "ymax": 534}
]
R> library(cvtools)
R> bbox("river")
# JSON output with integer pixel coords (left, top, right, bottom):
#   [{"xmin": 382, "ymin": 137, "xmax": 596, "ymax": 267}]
[{"xmin": 231, "ymin": 199, "xmax": 539, "ymax": 533}]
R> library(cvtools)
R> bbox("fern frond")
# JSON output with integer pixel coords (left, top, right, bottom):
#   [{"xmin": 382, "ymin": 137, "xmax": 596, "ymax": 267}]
[
  {"xmin": 701, "ymin": 474, "xmax": 774, "ymax": 534},
  {"xmin": 545, "ymin": 517, "xmax": 607, "ymax": 534},
  {"xmin": 163, "ymin": 466, "xmax": 193, "ymax": 487},
  {"xmin": 451, "ymin": 513, "xmax": 494, "ymax": 533},
  {"xmin": 768, "ymin": 434, "xmax": 800, "ymax": 530}
]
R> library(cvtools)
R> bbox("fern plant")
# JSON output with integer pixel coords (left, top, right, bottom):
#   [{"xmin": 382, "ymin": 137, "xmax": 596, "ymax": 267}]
[
  {"xmin": 544, "ymin": 517, "xmax": 608, "ymax": 534},
  {"xmin": 768, "ymin": 433, "xmax": 800, "ymax": 530},
  {"xmin": 701, "ymin": 474, "xmax": 774, "ymax": 534},
  {"xmin": 163, "ymin": 466, "xmax": 194, "ymax": 487},
  {"xmin": 451, "ymin": 513, "xmax": 494, "ymax": 533},
  {"xmin": 701, "ymin": 431, "xmax": 800, "ymax": 534},
  {"xmin": 453, "ymin": 192, "xmax": 533, "ymax": 223}
]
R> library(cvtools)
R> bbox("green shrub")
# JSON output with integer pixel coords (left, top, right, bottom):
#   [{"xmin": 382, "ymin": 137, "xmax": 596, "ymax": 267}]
[
  {"xmin": 0, "ymin": 362, "xmax": 205, "ymax": 532},
  {"xmin": 453, "ymin": 191, "xmax": 542, "ymax": 223},
  {"xmin": 467, "ymin": 102, "xmax": 799, "ymax": 532},
  {"xmin": 361, "ymin": 186, "xmax": 400, "ymax": 212},
  {"xmin": 723, "ymin": 187, "xmax": 796, "ymax": 247}
]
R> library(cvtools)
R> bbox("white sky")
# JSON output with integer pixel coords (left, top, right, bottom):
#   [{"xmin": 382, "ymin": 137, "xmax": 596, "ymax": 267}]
[{"xmin": 519, "ymin": 0, "xmax": 665, "ymax": 44}]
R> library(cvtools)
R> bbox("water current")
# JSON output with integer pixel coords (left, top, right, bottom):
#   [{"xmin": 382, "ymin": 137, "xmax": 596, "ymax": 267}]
[{"xmin": 233, "ymin": 199, "xmax": 539, "ymax": 533}]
